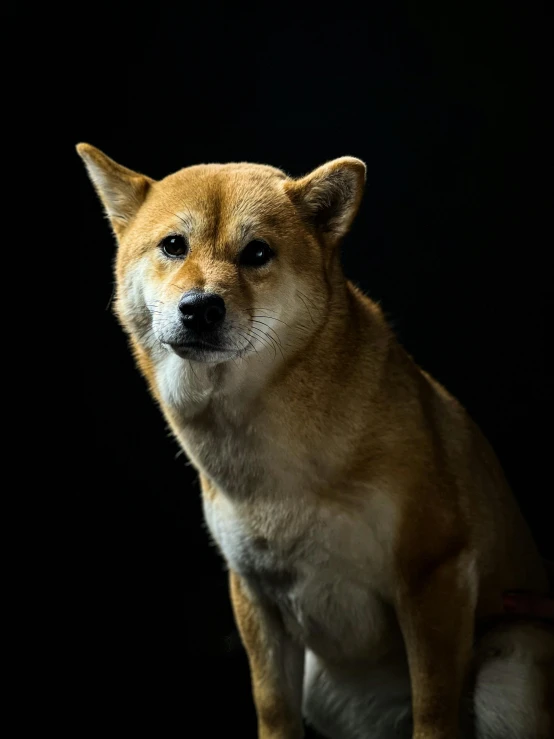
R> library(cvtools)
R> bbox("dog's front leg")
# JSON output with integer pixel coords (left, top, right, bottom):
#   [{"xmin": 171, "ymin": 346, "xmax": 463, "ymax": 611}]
[
  {"xmin": 229, "ymin": 570, "xmax": 304, "ymax": 739},
  {"xmin": 396, "ymin": 554, "xmax": 476, "ymax": 739}
]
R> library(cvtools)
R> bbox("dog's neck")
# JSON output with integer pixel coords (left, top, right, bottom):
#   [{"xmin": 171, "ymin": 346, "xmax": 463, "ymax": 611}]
[{"xmin": 130, "ymin": 276, "xmax": 394, "ymax": 503}]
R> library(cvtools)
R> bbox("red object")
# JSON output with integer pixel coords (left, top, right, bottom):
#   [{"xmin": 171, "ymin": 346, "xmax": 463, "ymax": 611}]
[{"xmin": 502, "ymin": 591, "xmax": 554, "ymax": 620}]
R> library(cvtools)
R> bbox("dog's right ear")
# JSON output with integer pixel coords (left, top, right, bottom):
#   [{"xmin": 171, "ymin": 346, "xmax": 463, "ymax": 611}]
[{"xmin": 76, "ymin": 144, "xmax": 154, "ymax": 237}]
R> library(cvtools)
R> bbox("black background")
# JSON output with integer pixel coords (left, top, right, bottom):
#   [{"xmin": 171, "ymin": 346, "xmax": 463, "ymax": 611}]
[{"xmin": 74, "ymin": 1, "xmax": 551, "ymax": 734}]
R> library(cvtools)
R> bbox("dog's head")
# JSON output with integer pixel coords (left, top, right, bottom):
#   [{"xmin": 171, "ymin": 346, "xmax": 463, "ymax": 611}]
[{"xmin": 78, "ymin": 144, "xmax": 365, "ymax": 373}]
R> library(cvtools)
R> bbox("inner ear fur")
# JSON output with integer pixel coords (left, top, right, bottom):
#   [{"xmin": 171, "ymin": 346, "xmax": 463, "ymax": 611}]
[
  {"xmin": 285, "ymin": 157, "xmax": 366, "ymax": 246},
  {"xmin": 76, "ymin": 143, "xmax": 154, "ymax": 236}
]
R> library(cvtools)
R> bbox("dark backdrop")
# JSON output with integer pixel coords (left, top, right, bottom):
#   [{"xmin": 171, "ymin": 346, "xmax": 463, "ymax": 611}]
[{"xmin": 75, "ymin": 1, "xmax": 552, "ymax": 734}]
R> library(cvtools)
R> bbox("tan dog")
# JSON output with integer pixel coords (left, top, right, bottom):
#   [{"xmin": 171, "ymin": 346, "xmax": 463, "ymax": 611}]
[{"xmin": 78, "ymin": 143, "xmax": 553, "ymax": 739}]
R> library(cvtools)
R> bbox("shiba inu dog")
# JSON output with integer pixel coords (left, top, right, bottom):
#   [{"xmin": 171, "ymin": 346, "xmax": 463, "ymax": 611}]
[{"xmin": 78, "ymin": 143, "xmax": 553, "ymax": 739}]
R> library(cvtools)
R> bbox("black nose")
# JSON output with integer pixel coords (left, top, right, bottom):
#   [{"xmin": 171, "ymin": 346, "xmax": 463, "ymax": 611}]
[{"xmin": 178, "ymin": 291, "xmax": 226, "ymax": 332}]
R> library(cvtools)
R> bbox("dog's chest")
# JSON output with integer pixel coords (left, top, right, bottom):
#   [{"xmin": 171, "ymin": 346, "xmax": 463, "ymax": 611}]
[{"xmin": 203, "ymin": 492, "xmax": 398, "ymax": 662}]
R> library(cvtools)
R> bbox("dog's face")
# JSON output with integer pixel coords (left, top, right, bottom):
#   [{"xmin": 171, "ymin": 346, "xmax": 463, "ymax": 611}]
[{"xmin": 78, "ymin": 145, "xmax": 365, "ymax": 371}]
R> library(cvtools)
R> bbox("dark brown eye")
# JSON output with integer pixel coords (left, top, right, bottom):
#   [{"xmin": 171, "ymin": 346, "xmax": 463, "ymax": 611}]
[
  {"xmin": 239, "ymin": 240, "xmax": 274, "ymax": 267},
  {"xmin": 160, "ymin": 234, "xmax": 188, "ymax": 258}
]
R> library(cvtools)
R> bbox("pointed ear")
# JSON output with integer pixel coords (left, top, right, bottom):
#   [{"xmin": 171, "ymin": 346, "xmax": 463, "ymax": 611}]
[
  {"xmin": 76, "ymin": 143, "xmax": 154, "ymax": 236},
  {"xmin": 285, "ymin": 157, "xmax": 366, "ymax": 246}
]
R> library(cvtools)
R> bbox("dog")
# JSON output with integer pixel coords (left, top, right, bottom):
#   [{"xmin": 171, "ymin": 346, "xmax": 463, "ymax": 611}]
[{"xmin": 78, "ymin": 143, "xmax": 553, "ymax": 739}]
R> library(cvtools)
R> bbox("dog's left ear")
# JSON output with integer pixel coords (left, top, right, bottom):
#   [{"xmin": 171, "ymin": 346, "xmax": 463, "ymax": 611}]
[
  {"xmin": 285, "ymin": 157, "xmax": 366, "ymax": 247},
  {"xmin": 76, "ymin": 143, "xmax": 154, "ymax": 237}
]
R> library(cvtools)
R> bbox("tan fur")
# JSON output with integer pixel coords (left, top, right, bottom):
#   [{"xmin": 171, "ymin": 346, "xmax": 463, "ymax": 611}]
[
  {"xmin": 230, "ymin": 570, "xmax": 305, "ymax": 739},
  {"xmin": 78, "ymin": 142, "xmax": 552, "ymax": 739}
]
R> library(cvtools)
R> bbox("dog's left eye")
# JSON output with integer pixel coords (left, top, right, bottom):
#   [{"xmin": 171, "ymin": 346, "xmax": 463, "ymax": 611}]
[{"xmin": 239, "ymin": 240, "xmax": 274, "ymax": 267}]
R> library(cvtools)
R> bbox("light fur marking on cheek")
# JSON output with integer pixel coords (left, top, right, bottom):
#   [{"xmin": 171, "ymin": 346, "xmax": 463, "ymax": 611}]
[
  {"xmin": 248, "ymin": 269, "xmax": 307, "ymax": 356},
  {"xmin": 119, "ymin": 259, "xmax": 166, "ymax": 354}
]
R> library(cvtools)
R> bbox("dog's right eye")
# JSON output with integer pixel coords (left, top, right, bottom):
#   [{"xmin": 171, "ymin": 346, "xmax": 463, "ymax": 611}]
[{"xmin": 160, "ymin": 235, "xmax": 189, "ymax": 259}]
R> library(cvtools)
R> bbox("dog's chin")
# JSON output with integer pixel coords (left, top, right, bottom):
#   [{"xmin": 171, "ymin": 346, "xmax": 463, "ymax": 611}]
[{"xmin": 167, "ymin": 340, "xmax": 238, "ymax": 364}]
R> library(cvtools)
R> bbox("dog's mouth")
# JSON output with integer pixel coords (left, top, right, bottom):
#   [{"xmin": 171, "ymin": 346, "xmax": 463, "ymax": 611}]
[{"xmin": 168, "ymin": 339, "xmax": 232, "ymax": 360}]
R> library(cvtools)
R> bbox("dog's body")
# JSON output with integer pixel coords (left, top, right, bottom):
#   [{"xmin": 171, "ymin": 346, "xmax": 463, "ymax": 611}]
[{"xmin": 78, "ymin": 144, "xmax": 553, "ymax": 739}]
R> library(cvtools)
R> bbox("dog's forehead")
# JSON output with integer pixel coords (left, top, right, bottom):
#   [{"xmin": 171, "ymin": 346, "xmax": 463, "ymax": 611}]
[
  {"xmin": 153, "ymin": 163, "xmax": 288, "ymax": 222},
  {"xmin": 126, "ymin": 162, "xmax": 296, "ymax": 253}
]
